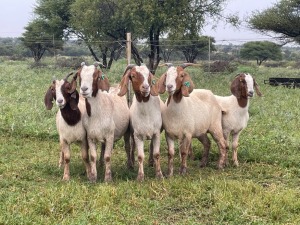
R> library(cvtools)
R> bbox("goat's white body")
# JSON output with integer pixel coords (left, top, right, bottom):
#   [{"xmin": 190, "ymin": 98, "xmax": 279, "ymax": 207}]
[
  {"xmin": 211, "ymin": 73, "xmax": 261, "ymax": 166},
  {"xmin": 130, "ymin": 95, "xmax": 162, "ymax": 140},
  {"xmin": 82, "ymin": 92, "xmax": 115, "ymax": 142},
  {"xmin": 214, "ymin": 94, "xmax": 249, "ymax": 166},
  {"xmin": 162, "ymin": 89, "xmax": 226, "ymax": 175},
  {"xmin": 215, "ymin": 95, "xmax": 249, "ymax": 133},
  {"xmin": 56, "ymin": 96, "xmax": 87, "ymax": 144}
]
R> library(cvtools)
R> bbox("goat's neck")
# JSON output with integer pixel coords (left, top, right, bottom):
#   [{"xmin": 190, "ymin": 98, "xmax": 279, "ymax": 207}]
[
  {"xmin": 60, "ymin": 104, "xmax": 81, "ymax": 126},
  {"xmin": 236, "ymin": 96, "xmax": 249, "ymax": 108},
  {"xmin": 135, "ymin": 91, "xmax": 150, "ymax": 103},
  {"xmin": 85, "ymin": 92, "xmax": 113, "ymax": 117},
  {"xmin": 167, "ymin": 90, "xmax": 182, "ymax": 106}
]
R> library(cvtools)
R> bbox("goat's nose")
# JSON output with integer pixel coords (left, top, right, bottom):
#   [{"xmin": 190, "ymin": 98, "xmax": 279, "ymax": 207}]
[
  {"xmin": 57, "ymin": 99, "xmax": 63, "ymax": 104},
  {"xmin": 248, "ymin": 91, "xmax": 254, "ymax": 97},
  {"xmin": 81, "ymin": 86, "xmax": 88, "ymax": 92},
  {"xmin": 142, "ymin": 84, "xmax": 149, "ymax": 89},
  {"xmin": 167, "ymin": 84, "xmax": 173, "ymax": 89}
]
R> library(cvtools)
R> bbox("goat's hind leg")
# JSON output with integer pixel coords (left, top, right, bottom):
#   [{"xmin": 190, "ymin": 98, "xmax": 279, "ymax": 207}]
[
  {"xmin": 198, "ymin": 134, "xmax": 211, "ymax": 167},
  {"xmin": 210, "ymin": 129, "xmax": 227, "ymax": 170}
]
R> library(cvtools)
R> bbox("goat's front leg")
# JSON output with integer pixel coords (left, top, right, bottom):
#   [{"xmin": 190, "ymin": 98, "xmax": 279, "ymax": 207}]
[
  {"xmin": 81, "ymin": 138, "xmax": 91, "ymax": 180},
  {"xmin": 58, "ymin": 150, "xmax": 64, "ymax": 168},
  {"xmin": 152, "ymin": 133, "xmax": 163, "ymax": 179},
  {"xmin": 104, "ymin": 137, "xmax": 114, "ymax": 182},
  {"xmin": 148, "ymin": 139, "xmax": 154, "ymax": 167},
  {"xmin": 166, "ymin": 135, "xmax": 175, "ymax": 177},
  {"xmin": 179, "ymin": 136, "xmax": 191, "ymax": 175},
  {"xmin": 88, "ymin": 138, "xmax": 97, "ymax": 182},
  {"xmin": 125, "ymin": 129, "xmax": 134, "ymax": 169},
  {"xmin": 134, "ymin": 134, "xmax": 145, "ymax": 181},
  {"xmin": 232, "ymin": 132, "xmax": 241, "ymax": 167},
  {"xmin": 60, "ymin": 140, "xmax": 70, "ymax": 181}
]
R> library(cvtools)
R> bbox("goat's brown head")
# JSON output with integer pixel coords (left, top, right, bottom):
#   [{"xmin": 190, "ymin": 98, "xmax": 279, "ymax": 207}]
[
  {"xmin": 44, "ymin": 72, "xmax": 79, "ymax": 110},
  {"xmin": 230, "ymin": 73, "xmax": 262, "ymax": 107},
  {"xmin": 118, "ymin": 64, "xmax": 158, "ymax": 102},
  {"xmin": 72, "ymin": 62, "xmax": 110, "ymax": 98},
  {"xmin": 158, "ymin": 63, "xmax": 194, "ymax": 103}
]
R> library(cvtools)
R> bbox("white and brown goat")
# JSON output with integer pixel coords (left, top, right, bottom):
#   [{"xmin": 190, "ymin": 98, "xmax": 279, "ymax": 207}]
[
  {"xmin": 157, "ymin": 63, "xmax": 227, "ymax": 176},
  {"xmin": 44, "ymin": 73, "xmax": 91, "ymax": 181},
  {"xmin": 118, "ymin": 64, "xmax": 163, "ymax": 181},
  {"xmin": 72, "ymin": 62, "xmax": 130, "ymax": 182},
  {"xmin": 212, "ymin": 73, "xmax": 262, "ymax": 166}
]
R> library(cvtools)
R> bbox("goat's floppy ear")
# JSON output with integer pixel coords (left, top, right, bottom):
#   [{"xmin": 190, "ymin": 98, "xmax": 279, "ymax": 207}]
[
  {"xmin": 69, "ymin": 91, "xmax": 79, "ymax": 110},
  {"xmin": 157, "ymin": 73, "xmax": 167, "ymax": 94},
  {"xmin": 97, "ymin": 71, "xmax": 110, "ymax": 92},
  {"xmin": 149, "ymin": 73, "xmax": 158, "ymax": 96},
  {"xmin": 44, "ymin": 86, "xmax": 54, "ymax": 110},
  {"xmin": 68, "ymin": 78, "xmax": 77, "ymax": 94},
  {"xmin": 230, "ymin": 75, "xmax": 241, "ymax": 98},
  {"xmin": 253, "ymin": 78, "xmax": 263, "ymax": 97},
  {"xmin": 118, "ymin": 69, "xmax": 131, "ymax": 96},
  {"xmin": 181, "ymin": 73, "xmax": 194, "ymax": 97}
]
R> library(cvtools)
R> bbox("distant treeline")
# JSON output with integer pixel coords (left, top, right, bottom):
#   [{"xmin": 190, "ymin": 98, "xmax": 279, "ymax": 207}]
[{"xmin": 1, "ymin": 37, "xmax": 300, "ymax": 62}]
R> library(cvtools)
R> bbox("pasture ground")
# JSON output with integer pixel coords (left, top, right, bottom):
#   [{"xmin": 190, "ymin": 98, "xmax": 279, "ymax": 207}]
[{"xmin": 0, "ymin": 58, "xmax": 299, "ymax": 224}]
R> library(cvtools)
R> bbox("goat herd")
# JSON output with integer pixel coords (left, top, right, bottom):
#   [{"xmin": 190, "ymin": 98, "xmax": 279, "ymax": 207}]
[{"xmin": 44, "ymin": 62, "xmax": 262, "ymax": 182}]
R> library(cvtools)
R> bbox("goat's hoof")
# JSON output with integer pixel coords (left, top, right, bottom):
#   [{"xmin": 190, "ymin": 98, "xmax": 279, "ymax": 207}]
[
  {"xmin": 89, "ymin": 173, "xmax": 97, "ymax": 183},
  {"xmin": 217, "ymin": 163, "xmax": 225, "ymax": 170},
  {"xmin": 199, "ymin": 161, "xmax": 207, "ymax": 168},
  {"xmin": 62, "ymin": 175, "xmax": 70, "ymax": 181},
  {"xmin": 156, "ymin": 172, "xmax": 164, "ymax": 180},
  {"xmin": 137, "ymin": 174, "xmax": 144, "ymax": 182},
  {"xmin": 179, "ymin": 167, "xmax": 187, "ymax": 175},
  {"xmin": 233, "ymin": 161, "xmax": 239, "ymax": 167},
  {"xmin": 104, "ymin": 173, "xmax": 112, "ymax": 183}
]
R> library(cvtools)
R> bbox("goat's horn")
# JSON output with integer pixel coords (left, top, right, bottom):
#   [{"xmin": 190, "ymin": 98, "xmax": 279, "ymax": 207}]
[
  {"xmin": 94, "ymin": 61, "xmax": 105, "ymax": 67},
  {"xmin": 165, "ymin": 63, "xmax": 174, "ymax": 68},
  {"xmin": 64, "ymin": 72, "xmax": 74, "ymax": 81},
  {"xmin": 180, "ymin": 63, "xmax": 194, "ymax": 69}
]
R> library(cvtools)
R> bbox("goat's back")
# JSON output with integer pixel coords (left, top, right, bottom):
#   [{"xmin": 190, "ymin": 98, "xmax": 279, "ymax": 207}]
[{"xmin": 162, "ymin": 89, "xmax": 222, "ymax": 138}]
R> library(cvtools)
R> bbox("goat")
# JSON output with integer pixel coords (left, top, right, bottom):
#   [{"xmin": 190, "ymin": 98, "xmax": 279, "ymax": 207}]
[
  {"xmin": 71, "ymin": 62, "xmax": 130, "ymax": 182},
  {"xmin": 118, "ymin": 64, "xmax": 163, "ymax": 181},
  {"xmin": 44, "ymin": 73, "xmax": 90, "ymax": 181},
  {"xmin": 157, "ymin": 63, "xmax": 227, "ymax": 176},
  {"xmin": 212, "ymin": 73, "xmax": 262, "ymax": 166}
]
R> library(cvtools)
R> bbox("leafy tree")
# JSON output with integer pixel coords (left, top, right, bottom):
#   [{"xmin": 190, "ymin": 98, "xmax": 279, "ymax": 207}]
[
  {"xmin": 21, "ymin": 0, "xmax": 72, "ymax": 62},
  {"xmin": 240, "ymin": 41, "xmax": 282, "ymax": 65},
  {"xmin": 248, "ymin": 0, "xmax": 300, "ymax": 44},
  {"xmin": 21, "ymin": 19, "xmax": 58, "ymax": 62},
  {"xmin": 170, "ymin": 34, "xmax": 215, "ymax": 63}
]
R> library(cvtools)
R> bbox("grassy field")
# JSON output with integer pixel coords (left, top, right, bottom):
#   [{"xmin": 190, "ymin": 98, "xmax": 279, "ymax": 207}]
[{"xmin": 0, "ymin": 58, "xmax": 300, "ymax": 224}]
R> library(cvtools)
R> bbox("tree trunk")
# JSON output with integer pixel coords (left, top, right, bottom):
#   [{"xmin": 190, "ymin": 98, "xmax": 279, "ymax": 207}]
[
  {"xmin": 148, "ymin": 26, "xmax": 162, "ymax": 74},
  {"xmin": 86, "ymin": 43, "xmax": 100, "ymax": 63}
]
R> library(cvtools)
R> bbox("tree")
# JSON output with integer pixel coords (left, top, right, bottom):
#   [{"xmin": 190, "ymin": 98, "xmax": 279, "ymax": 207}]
[
  {"xmin": 21, "ymin": 0, "xmax": 72, "ymax": 62},
  {"xmin": 170, "ymin": 34, "xmax": 215, "ymax": 63},
  {"xmin": 248, "ymin": 0, "xmax": 300, "ymax": 44},
  {"xmin": 240, "ymin": 41, "xmax": 282, "ymax": 65},
  {"xmin": 21, "ymin": 19, "xmax": 59, "ymax": 62}
]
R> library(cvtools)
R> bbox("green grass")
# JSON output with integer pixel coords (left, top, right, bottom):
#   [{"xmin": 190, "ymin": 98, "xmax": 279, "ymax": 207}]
[{"xmin": 0, "ymin": 59, "xmax": 300, "ymax": 224}]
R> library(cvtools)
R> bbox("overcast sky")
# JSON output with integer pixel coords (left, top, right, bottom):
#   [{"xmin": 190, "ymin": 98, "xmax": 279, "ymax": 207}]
[{"xmin": 0, "ymin": 0, "xmax": 279, "ymax": 45}]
